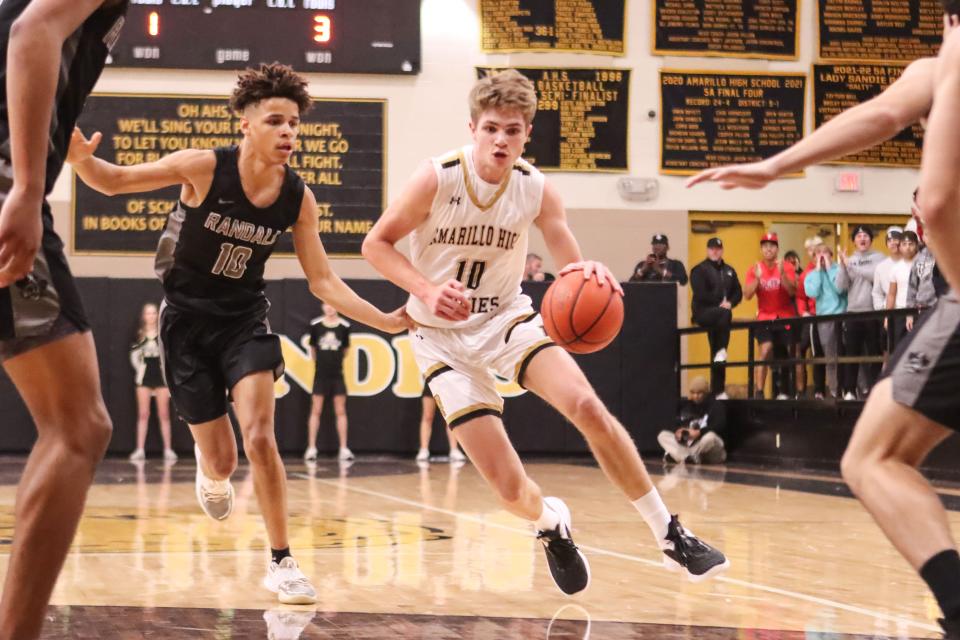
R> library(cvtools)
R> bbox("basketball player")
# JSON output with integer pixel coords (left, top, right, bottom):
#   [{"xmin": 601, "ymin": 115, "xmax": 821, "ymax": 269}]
[
  {"xmin": 304, "ymin": 302, "xmax": 353, "ymax": 462},
  {"xmin": 688, "ymin": 9, "xmax": 960, "ymax": 636},
  {"xmin": 362, "ymin": 69, "xmax": 729, "ymax": 595},
  {"xmin": 0, "ymin": 0, "xmax": 127, "ymax": 637},
  {"xmin": 69, "ymin": 63, "xmax": 411, "ymax": 604}
]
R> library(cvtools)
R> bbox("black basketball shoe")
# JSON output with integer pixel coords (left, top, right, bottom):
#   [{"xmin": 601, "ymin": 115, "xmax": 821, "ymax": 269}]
[
  {"xmin": 662, "ymin": 514, "xmax": 730, "ymax": 582},
  {"xmin": 536, "ymin": 497, "xmax": 591, "ymax": 596},
  {"xmin": 940, "ymin": 618, "xmax": 960, "ymax": 639}
]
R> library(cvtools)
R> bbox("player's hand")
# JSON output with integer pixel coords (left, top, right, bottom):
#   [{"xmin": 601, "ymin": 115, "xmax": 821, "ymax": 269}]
[
  {"xmin": 559, "ymin": 260, "xmax": 624, "ymax": 295},
  {"xmin": 67, "ymin": 127, "xmax": 102, "ymax": 165},
  {"xmin": 423, "ymin": 279, "xmax": 470, "ymax": 321},
  {"xmin": 381, "ymin": 305, "xmax": 416, "ymax": 334},
  {"xmin": 685, "ymin": 160, "xmax": 779, "ymax": 190},
  {"xmin": 0, "ymin": 187, "xmax": 43, "ymax": 287}
]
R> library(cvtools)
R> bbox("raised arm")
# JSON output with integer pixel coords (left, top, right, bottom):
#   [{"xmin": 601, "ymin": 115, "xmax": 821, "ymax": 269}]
[
  {"xmin": 0, "ymin": 0, "xmax": 111, "ymax": 284},
  {"xmin": 686, "ymin": 57, "xmax": 936, "ymax": 190},
  {"xmin": 293, "ymin": 188, "xmax": 409, "ymax": 334},
  {"xmin": 68, "ymin": 128, "xmax": 214, "ymax": 201},
  {"xmin": 536, "ymin": 181, "xmax": 622, "ymax": 293},
  {"xmin": 361, "ymin": 161, "xmax": 470, "ymax": 321}
]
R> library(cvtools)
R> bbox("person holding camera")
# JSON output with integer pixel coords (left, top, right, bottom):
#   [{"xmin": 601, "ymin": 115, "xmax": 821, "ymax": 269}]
[
  {"xmin": 804, "ymin": 244, "xmax": 848, "ymax": 398},
  {"xmin": 657, "ymin": 376, "xmax": 727, "ymax": 465},
  {"xmin": 630, "ymin": 234, "xmax": 688, "ymax": 285}
]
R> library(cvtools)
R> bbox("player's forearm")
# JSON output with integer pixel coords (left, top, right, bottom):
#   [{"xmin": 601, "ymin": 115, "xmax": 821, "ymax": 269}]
[
  {"xmin": 308, "ymin": 272, "xmax": 393, "ymax": 332},
  {"xmin": 6, "ymin": 20, "xmax": 61, "ymax": 196},
  {"xmin": 361, "ymin": 238, "xmax": 432, "ymax": 301},
  {"xmin": 766, "ymin": 101, "xmax": 913, "ymax": 177},
  {"xmin": 71, "ymin": 156, "xmax": 124, "ymax": 195}
]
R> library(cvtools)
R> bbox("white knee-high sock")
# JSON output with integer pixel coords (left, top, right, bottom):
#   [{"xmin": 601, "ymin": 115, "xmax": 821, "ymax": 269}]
[{"xmin": 632, "ymin": 488, "xmax": 672, "ymax": 548}]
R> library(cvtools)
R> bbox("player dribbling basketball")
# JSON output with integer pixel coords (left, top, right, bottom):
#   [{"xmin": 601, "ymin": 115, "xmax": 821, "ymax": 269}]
[{"xmin": 362, "ymin": 69, "xmax": 729, "ymax": 595}]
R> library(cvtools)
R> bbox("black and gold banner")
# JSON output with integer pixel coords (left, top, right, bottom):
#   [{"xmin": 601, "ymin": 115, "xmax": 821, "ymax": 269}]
[
  {"xmin": 477, "ymin": 67, "xmax": 630, "ymax": 173},
  {"xmin": 480, "ymin": 0, "xmax": 625, "ymax": 55},
  {"xmin": 72, "ymin": 94, "xmax": 385, "ymax": 257},
  {"xmin": 660, "ymin": 70, "xmax": 806, "ymax": 175},
  {"xmin": 654, "ymin": 0, "xmax": 799, "ymax": 60},
  {"xmin": 818, "ymin": 0, "xmax": 941, "ymax": 61},
  {"xmin": 813, "ymin": 64, "xmax": 922, "ymax": 167}
]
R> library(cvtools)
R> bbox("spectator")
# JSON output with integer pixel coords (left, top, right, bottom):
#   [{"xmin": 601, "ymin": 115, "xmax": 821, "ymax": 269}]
[
  {"xmin": 129, "ymin": 303, "xmax": 176, "ymax": 462},
  {"xmin": 836, "ymin": 225, "xmax": 884, "ymax": 400},
  {"xmin": 630, "ymin": 234, "xmax": 688, "ymax": 284},
  {"xmin": 416, "ymin": 385, "xmax": 466, "ymax": 464},
  {"xmin": 796, "ymin": 237, "xmax": 826, "ymax": 399},
  {"xmin": 887, "ymin": 230, "xmax": 919, "ymax": 348},
  {"xmin": 907, "ymin": 237, "xmax": 938, "ymax": 321},
  {"xmin": 690, "ymin": 237, "xmax": 742, "ymax": 398},
  {"xmin": 804, "ymin": 245, "xmax": 848, "ymax": 398},
  {"xmin": 523, "ymin": 253, "xmax": 554, "ymax": 282},
  {"xmin": 873, "ymin": 226, "xmax": 903, "ymax": 354},
  {"xmin": 744, "ymin": 232, "xmax": 797, "ymax": 399},
  {"xmin": 657, "ymin": 376, "xmax": 727, "ymax": 464},
  {"xmin": 304, "ymin": 303, "xmax": 354, "ymax": 462},
  {"xmin": 908, "ymin": 193, "xmax": 950, "ymax": 301},
  {"xmin": 784, "ymin": 250, "xmax": 802, "ymax": 279}
]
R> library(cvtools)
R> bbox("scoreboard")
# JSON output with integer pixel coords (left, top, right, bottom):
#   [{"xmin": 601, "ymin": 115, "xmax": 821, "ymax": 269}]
[{"xmin": 109, "ymin": 0, "xmax": 421, "ymax": 74}]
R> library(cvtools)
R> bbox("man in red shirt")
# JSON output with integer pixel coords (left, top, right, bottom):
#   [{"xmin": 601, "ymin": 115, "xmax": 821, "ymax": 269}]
[{"xmin": 744, "ymin": 233, "xmax": 797, "ymax": 398}]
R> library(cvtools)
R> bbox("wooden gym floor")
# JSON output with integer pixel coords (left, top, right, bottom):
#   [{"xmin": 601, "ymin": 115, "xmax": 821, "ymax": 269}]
[{"xmin": 0, "ymin": 455, "xmax": 954, "ymax": 639}]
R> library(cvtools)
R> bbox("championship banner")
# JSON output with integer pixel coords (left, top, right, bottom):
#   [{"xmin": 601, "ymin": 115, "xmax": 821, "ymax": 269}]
[
  {"xmin": 818, "ymin": 0, "xmax": 942, "ymax": 61},
  {"xmin": 654, "ymin": 0, "xmax": 799, "ymax": 60},
  {"xmin": 477, "ymin": 67, "xmax": 630, "ymax": 173},
  {"xmin": 660, "ymin": 70, "xmax": 806, "ymax": 175},
  {"xmin": 480, "ymin": 0, "xmax": 625, "ymax": 55},
  {"xmin": 72, "ymin": 94, "xmax": 385, "ymax": 257},
  {"xmin": 813, "ymin": 64, "xmax": 922, "ymax": 167}
]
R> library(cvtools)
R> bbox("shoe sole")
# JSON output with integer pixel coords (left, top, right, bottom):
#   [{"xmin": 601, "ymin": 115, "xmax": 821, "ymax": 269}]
[
  {"xmin": 663, "ymin": 555, "xmax": 731, "ymax": 583},
  {"xmin": 263, "ymin": 577, "xmax": 318, "ymax": 605},
  {"xmin": 543, "ymin": 496, "xmax": 591, "ymax": 596}
]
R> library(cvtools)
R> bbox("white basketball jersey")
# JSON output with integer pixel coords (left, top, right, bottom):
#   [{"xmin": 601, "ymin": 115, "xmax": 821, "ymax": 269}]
[{"xmin": 406, "ymin": 145, "xmax": 546, "ymax": 329}]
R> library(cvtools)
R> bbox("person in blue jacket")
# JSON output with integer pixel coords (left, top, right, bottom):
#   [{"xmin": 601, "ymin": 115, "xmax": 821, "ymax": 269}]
[{"xmin": 804, "ymin": 244, "xmax": 848, "ymax": 398}]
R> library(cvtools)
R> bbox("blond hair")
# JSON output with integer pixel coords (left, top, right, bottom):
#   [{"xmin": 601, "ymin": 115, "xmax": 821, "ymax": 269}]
[
  {"xmin": 469, "ymin": 69, "xmax": 537, "ymax": 124},
  {"xmin": 804, "ymin": 236, "xmax": 825, "ymax": 250}
]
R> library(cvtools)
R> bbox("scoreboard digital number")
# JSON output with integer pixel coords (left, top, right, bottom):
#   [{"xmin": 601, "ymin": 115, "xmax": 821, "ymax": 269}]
[{"xmin": 109, "ymin": 0, "xmax": 421, "ymax": 74}]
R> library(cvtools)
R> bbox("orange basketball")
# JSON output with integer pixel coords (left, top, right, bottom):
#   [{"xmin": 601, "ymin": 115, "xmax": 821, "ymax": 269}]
[{"xmin": 540, "ymin": 272, "xmax": 624, "ymax": 354}]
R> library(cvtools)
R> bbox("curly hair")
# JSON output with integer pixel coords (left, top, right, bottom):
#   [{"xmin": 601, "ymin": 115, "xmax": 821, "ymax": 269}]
[
  {"xmin": 229, "ymin": 62, "xmax": 312, "ymax": 114},
  {"xmin": 469, "ymin": 69, "xmax": 537, "ymax": 124}
]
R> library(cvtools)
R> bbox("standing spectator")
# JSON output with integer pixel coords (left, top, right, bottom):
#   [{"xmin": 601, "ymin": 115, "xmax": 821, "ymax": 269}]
[
  {"xmin": 416, "ymin": 387, "xmax": 466, "ymax": 464},
  {"xmin": 836, "ymin": 225, "xmax": 884, "ymax": 400},
  {"xmin": 657, "ymin": 377, "xmax": 727, "ymax": 465},
  {"xmin": 304, "ymin": 303, "xmax": 354, "ymax": 462},
  {"xmin": 804, "ymin": 245, "xmax": 848, "ymax": 398},
  {"xmin": 129, "ymin": 303, "xmax": 177, "ymax": 462},
  {"xmin": 524, "ymin": 253, "xmax": 554, "ymax": 282},
  {"xmin": 630, "ymin": 234, "xmax": 688, "ymax": 284},
  {"xmin": 873, "ymin": 227, "xmax": 903, "ymax": 355},
  {"xmin": 796, "ymin": 237, "xmax": 827, "ymax": 399},
  {"xmin": 907, "ymin": 237, "xmax": 939, "ymax": 326},
  {"xmin": 744, "ymin": 232, "xmax": 797, "ymax": 399},
  {"xmin": 690, "ymin": 237, "xmax": 742, "ymax": 398},
  {"xmin": 887, "ymin": 230, "xmax": 919, "ymax": 348}
]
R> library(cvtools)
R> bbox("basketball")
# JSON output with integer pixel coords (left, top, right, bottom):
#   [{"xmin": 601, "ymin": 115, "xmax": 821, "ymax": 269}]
[{"xmin": 540, "ymin": 271, "xmax": 624, "ymax": 354}]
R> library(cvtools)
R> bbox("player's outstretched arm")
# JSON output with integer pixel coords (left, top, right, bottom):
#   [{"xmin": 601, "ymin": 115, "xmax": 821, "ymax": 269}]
[
  {"xmin": 68, "ymin": 127, "xmax": 214, "ymax": 197},
  {"xmin": 0, "ymin": 0, "xmax": 108, "ymax": 285},
  {"xmin": 686, "ymin": 57, "xmax": 936, "ymax": 191},
  {"xmin": 294, "ymin": 188, "xmax": 411, "ymax": 334},
  {"xmin": 362, "ymin": 161, "xmax": 470, "ymax": 322},
  {"xmin": 535, "ymin": 181, "xmax": 623, "ymax": 294}
]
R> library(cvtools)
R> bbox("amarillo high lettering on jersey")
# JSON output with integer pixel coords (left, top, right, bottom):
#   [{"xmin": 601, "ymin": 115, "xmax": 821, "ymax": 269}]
[
  {"xmin": 406, "ymin": 145, "xmax": 544, "ymax": 329},
  {"xmin": 408, "ymin": 145, "xmax": 555, "ymax": 427}
]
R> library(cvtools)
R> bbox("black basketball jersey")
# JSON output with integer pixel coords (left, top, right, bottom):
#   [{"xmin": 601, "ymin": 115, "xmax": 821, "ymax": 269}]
[
  {"xmin": 309, "ymin": 317, "xmax": 350, "ymax": 377},
  {"xmin": 0, "ymin": 0, "xmax": 128, "ymax": 195},
  {"xmin": 155, "ymin": 145, "xmax": 305, "ymax": 317}
]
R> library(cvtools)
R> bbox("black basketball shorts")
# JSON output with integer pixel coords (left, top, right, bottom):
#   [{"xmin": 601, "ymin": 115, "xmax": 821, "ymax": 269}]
[
  {"xmin": 886, "ymin": 292, "xmax": 960, "ymax": 431},
  {"xmin": 0, "ymin": 163, "xmax": 88, "ymax": 361},
  {"xmin": 312, "ymin": 372, "xmax": 346, "ymax": 397},
  {"xmin": 159, "ymin": 302, "xmax": 284, "ymax": 424}
]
